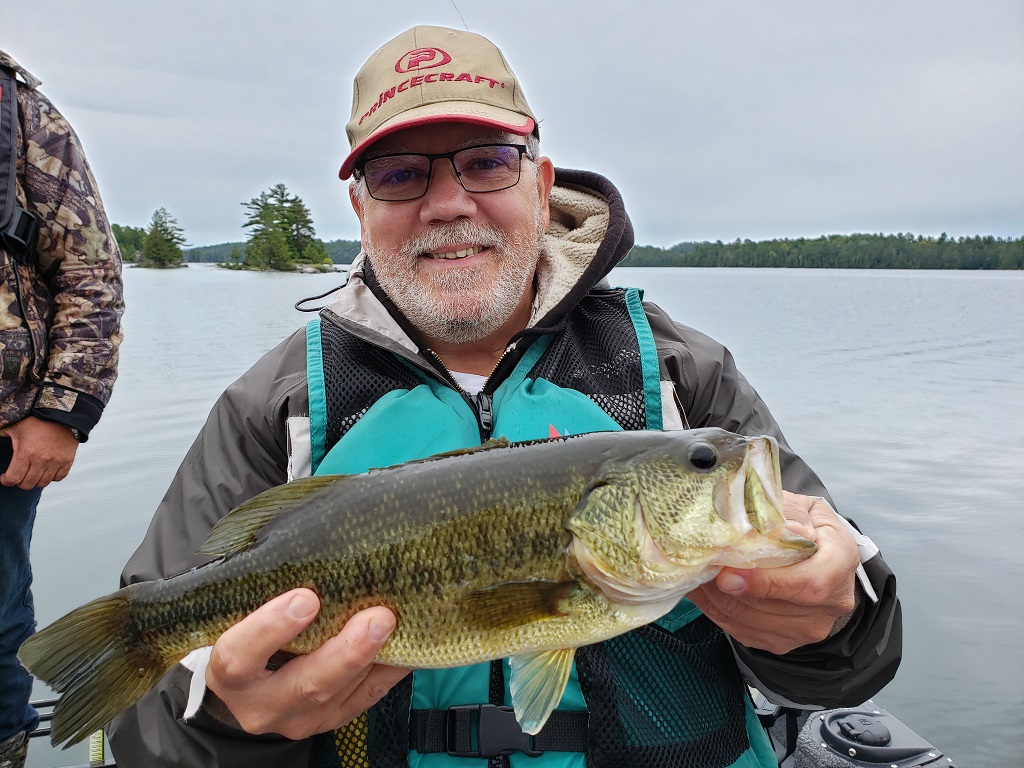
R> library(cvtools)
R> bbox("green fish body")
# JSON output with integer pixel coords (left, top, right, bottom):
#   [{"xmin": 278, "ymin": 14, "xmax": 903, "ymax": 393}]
[{"xmin": 20, "ymin": 428, "xmax": 815, "ymax": 747}]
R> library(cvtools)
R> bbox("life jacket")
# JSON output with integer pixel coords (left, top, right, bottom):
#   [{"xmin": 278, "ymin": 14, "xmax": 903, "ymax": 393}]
[{"xmin": 304, "ymin": 287, "xmax": 775, "ymax": 768}]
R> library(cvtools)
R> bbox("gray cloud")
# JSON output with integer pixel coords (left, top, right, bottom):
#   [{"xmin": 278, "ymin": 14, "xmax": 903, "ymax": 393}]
[{"xmin": 7, "ymin": 0, "xmax": 1022, "ymax": 247}]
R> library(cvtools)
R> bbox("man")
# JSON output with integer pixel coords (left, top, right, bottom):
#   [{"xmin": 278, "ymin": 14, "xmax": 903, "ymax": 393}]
[
  {"xmin": 0, "ymin": 51, "xmax": 123, "ymax": 768},
  {"xmin": 108, "ymin": 26, "xmax": 900, "ymax": 768}
]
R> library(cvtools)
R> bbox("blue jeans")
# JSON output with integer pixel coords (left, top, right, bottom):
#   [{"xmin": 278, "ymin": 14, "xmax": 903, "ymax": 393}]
[{"xmin": 0, "ymin": 438, "xmax": 41, "ymax": 742}]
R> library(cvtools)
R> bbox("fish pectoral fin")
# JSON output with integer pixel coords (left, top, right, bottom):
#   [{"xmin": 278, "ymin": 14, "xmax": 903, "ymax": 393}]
[
  {"xmin": 462, "ymin": 580, "xmax": 577, "ymax": 631},
  {"xmin": 509, "ymin": 648, "xmax": 576, "ymax": 735},
  {"xmin": 199, "ymin": 474, "xmax": 357, "ymax": 556}
]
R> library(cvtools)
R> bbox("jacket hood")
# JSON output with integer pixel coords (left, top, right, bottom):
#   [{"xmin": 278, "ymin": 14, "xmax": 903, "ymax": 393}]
[
  {"xmin": 322, "ymin": 168, "xmax": 633, "ymax": 350},
  {"xmin": 531, "ymin": 168, "xmax": 634, "ymax": 332}
]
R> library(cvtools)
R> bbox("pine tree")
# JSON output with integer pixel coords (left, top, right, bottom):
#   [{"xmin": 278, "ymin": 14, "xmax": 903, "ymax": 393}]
[
  {"xmin": 140, "ymin": 208, "xmax": 187, "ymax": 268},
  {"xmin": 241, "ymin": 183, "xmax": 330, "ymax": 270}
]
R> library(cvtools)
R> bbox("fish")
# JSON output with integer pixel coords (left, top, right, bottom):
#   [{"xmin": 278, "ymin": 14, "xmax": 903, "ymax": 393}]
[{"xmin": 19, "ymin": 427, "xmax": 816, "ymax": 748}]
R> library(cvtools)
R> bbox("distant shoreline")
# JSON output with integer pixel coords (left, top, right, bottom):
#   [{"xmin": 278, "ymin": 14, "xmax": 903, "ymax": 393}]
[{"xmin": 180, "ymin": 232, "xmax": 1023, "ymax": 270}]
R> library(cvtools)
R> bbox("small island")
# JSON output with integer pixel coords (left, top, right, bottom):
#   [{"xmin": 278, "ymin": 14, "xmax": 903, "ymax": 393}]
[{"xmin": 114, "ymin": 184, "xmax": 342, "ymax": 272}]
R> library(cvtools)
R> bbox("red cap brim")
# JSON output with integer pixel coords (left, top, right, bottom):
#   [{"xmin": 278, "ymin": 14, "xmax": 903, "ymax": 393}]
[{"xmin": 339, "ymin": 112, "xmax": 535, "ymax": 179}]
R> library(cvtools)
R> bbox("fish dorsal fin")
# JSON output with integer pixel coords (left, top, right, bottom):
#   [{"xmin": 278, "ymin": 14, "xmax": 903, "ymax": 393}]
[
  {"xmin": 462, "ymin": 580, "xmax": 576, "ymax": 631},
  {"xmin": 509, "ymin": 648, "xmax": 576, "ymax": 735},
  {"xmin": 198, "ymin": 474, "xmax": 356, "ymax": 557},
  {"xmin": 368, "ymin": 436, "xmax": 513, "ymax": 472}
]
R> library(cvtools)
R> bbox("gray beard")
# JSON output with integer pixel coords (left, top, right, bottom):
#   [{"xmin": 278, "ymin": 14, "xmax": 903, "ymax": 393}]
[{"xmin": 366, "ymin": 217, "xmax": 543, "ymax": 345}]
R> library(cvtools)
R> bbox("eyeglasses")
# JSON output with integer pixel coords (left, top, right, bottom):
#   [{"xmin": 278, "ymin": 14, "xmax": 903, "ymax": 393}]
[{"xmin": 354, "ymin": 144, "xmax": 530, "ymax": 202}]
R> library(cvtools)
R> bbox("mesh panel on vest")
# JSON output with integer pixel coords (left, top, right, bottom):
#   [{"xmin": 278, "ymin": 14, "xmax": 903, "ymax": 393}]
[
  {"xmin": 311, "ymin": 711, "xmax": 370, "ymax": 768},
  {"xmin": 575, "ymin": 617, "xmax": 748, "ymax": 768},
  {"xmin": 319, "ymin": 319, "xmax": 424, "ymax": 449},
  {"xmin": 526, "ymin": 291, "xmax": 647, "ymax": 431},
  {"xmin": 368, "ymin": 674, "xmax": 415, "ymax": 767},
  {"xmin": 312, "ymin": 676, "xmax": 413, "ymax": 768}
]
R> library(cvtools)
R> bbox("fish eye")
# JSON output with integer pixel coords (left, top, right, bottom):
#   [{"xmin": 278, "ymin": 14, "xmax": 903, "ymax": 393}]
[{"xmin": 687, "ymin": 442, "xmax": 718, "ymax": 470}]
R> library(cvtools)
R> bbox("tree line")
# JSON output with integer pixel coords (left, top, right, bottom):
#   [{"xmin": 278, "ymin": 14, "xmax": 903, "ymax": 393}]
[
  {"xmin": 112, "ymin": 186, "xmax": 1023, "ymax": 271},
  {"xmin": 186, "ymin": 239, "xmax": 362, "ymax": 265},
  {"xmin": 623, "ymin": 233, "xmax": 1023, "ymax": 270}
]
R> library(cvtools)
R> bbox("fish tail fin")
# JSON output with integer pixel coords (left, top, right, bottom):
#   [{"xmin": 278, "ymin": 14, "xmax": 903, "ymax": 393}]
[{"xmin": 19, "ymin": 584, "xmax": 173, "ymax": 748}]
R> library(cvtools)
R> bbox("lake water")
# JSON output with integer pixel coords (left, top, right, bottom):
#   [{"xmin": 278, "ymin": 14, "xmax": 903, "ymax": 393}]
[{"xmin": 25, "ymin": 265, "xmax": 1024, "ymax": 768}]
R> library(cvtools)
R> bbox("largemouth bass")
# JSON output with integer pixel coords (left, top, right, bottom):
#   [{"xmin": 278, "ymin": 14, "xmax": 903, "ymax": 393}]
[{"xmin": 20, "ymin": 428, "xmax": 816, "ymax": 748}]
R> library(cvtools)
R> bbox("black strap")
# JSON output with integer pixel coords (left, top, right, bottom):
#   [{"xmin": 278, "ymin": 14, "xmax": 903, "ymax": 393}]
[
  {"xmin": 410, "ymin": 705, "xmax": 589, "ymax": 757},
  {"xmin": 0, "ymin": 66, "xmax": 40, "ymax": 263},
  {"xmin": 0, "ymin": 66, "xmax": 19, "ymax": 231},
  {"xmin": 784, "ymin": 709, "xmax": 800, "ymax": 761},
  {"xmin": 487, "ymin": 660, "xmax": 508, "ymax": 768}
]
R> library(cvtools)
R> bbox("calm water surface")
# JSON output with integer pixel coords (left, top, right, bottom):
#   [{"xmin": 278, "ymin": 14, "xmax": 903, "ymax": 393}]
[{"xmin": 26, "ymin": 265, "xmax": 1024, "ymax": 767}]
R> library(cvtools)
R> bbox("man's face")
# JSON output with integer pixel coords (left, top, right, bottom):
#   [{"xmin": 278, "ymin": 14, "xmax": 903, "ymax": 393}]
[{"xmin": 350, "ymin": 122, "xmax": 554, "ymax": 346}]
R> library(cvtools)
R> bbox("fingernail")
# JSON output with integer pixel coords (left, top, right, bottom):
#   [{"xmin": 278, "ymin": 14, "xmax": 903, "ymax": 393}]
[
  {"xmin": 368, "ymin": 616, "xmax": 395, "ymax": 643},
  {"xmin": 287, "ymin": 592, "xmax": 318, "ymax": 620},
  {"xmin": 719, "ymin": 573, "xmax": 746, "ymax": 594}
]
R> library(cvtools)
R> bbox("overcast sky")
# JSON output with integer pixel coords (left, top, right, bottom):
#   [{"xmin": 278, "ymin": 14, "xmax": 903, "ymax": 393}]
[{"xmin": 6, "ymin": 0, "xmax": 1023, "ymax": 248}]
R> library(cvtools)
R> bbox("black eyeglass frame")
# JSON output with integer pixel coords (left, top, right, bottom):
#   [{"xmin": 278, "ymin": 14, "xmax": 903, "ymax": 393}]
[{"xmin": 352, "ymin": 143, "xmax": 532, "ymax": 202}]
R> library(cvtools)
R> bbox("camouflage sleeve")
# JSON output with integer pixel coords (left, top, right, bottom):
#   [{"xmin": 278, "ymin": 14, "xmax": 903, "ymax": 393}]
[{"xmin": 19, "ymin": 83, "xmax": 124, "ymax": 438}]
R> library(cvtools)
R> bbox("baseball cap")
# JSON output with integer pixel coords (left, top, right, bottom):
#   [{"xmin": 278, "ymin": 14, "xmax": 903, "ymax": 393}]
[{"xmin": 339, "ymin": 25, "xmax": 538, "ymax": 179}]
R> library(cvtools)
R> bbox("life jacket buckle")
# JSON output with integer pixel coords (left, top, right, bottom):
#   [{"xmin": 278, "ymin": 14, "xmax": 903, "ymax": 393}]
[
  {"xmin": 4, "ymin": 204, "xmax": 40, "ymax": 264},
  {"xmin": 445, "ymin": 703, "xmax": 543, "ymax": 758}
]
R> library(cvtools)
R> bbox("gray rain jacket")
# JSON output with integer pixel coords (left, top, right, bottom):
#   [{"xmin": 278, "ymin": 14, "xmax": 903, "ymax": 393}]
[{"xmin": 107, "ymin": 168, "xmax": 900, "ymax": 767}]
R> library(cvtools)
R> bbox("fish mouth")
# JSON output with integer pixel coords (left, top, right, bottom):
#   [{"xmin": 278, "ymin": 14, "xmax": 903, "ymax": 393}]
[
  {"xmin": 712, "ymin": 435, "xmax": 784, "ymax": 535},
  {"xmin": 744, "ymin": 435, "xmax": 786, "ymax": 529},
  {"xmin": 717, "ymin": 435, "xmax": 817, "ymax": 566}
]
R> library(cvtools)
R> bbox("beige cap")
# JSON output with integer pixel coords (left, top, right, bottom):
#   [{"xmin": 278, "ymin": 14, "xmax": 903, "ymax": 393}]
[{"xmin": 339, "ymin": 25, "xmax": 538, "ymax": 179}]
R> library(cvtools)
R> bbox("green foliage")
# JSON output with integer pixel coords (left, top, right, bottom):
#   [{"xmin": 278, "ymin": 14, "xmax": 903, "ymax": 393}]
[
  {"xmin": 245, "ymin": 223, "xmax": 291, "ymax": 270},
  {"xmin": 300, "ymin": 239, "xmax": 331, "ymax": 265},
  {"xmin": 138, "ymin": 208, "xmax": 186, "ymax": 268},
  {"xmin": 183, "ymin": 239, "xmax": 360, "ymax": 265},
  {"xmin": 324, "ymin": 240, "xmax": 361, "ymax": 264},
  {"xmin": 621, "ymin": 234, "xmax": 1023, "ymax": 270},
  {"xmin": 241, "ymin": 183, "xmax": 331, "ymax": 271},
  {"xmin": 111, "ymin": 223, "xmax": 146, "ymax": 262}
]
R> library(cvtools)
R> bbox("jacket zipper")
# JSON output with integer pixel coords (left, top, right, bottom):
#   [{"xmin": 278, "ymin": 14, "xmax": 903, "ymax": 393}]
[{"xmin": 425, "ymin": 344, "xmax": 517, "ymax": 441}]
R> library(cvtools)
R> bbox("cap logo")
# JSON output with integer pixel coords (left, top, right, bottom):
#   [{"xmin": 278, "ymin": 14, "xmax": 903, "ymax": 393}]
[{"xmin": 396, "ymin": 48, "xmax": 452, "ymax": 73}]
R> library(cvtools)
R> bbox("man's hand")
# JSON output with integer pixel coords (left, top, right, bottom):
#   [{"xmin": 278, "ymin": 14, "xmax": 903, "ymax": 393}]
[
  {"xmin": 206, "ymin": 588, "xmax": 410, "ymax": 740},
  {"xmin": 689, "ymin": 492, "xmax": 859, "ymax": 655},
  {"xmin": 0, "ymin": 415, "xmax": 79, "ymax": 489}
]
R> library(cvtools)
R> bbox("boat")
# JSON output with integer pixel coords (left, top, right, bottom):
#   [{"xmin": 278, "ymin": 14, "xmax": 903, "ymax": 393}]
[
  {"xmin": 751, "ymin": 691, "xmax": 957, "ymax": 767},
  {"xmin": 28, "ymin": 692, "xmax": 956, "ymax": 767},
  {"xmin": 27, "ymin": 699, "xmax": 112, "ymax": 768}
]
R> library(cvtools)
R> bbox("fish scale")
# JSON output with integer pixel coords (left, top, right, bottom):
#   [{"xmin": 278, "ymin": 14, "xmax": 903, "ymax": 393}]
[{"xmin": 19, "ymin": 428, "xmax": 815, "ymax": 746}]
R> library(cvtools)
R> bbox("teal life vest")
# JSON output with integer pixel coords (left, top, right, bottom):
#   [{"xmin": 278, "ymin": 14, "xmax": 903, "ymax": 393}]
[{"xmin": 305, "ymin": 287, "xmax": 776, "ymax": 768}]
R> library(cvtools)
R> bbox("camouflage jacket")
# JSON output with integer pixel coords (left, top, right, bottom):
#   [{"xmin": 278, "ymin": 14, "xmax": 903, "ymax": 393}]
[{"xmin": 0, "ymin": 50, "xmax": 123, "ymax": 439}]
